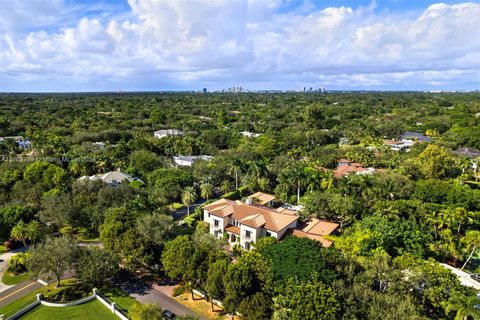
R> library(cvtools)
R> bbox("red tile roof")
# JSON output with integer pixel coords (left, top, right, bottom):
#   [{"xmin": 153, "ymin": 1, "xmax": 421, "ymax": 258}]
[{"xmin": 204, "ymin": 198, "xmax": 298, "ymax": 232}]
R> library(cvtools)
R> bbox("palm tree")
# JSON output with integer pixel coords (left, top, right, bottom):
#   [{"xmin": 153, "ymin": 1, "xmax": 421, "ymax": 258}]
[
  {"xmin": 228, "ymin": 159, "xmax": 242, "ymax": 190},
  {"xmin": 182, "ymin": 186, "xmax": 197, "ymax": 216},
  {"xmin": 219, "ymin": 180, "xmax": 232, "ymax": 194},
  {"xmin": 461, "ymin": 230, "xmax": 480, "ymax": 270},
  {"xmin": 445, "ymin": 291, "xmax": 480, "ymax": 320},
  {"xmin": 200, "ymin": 182, "xmax": 214, "ymax": 201},
  {"xmin": 26, "ymin": 220, "xmax": 42, "ymax": 246},
  {"xmin": 321, "ymin": 170, "xmax": 335, "ymax": 190},
  {"xmin": 10, "ymin": 221, "xmax": 30, "ymax": 249}
]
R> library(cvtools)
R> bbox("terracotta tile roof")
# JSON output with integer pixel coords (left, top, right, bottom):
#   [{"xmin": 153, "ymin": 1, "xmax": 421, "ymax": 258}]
[
  {"xmin": 240, "ymin": 213, "xmax": 266, "ymax": 228},
  {"xmin": 284, "ymin": 218, "xmax": 339, "ymax": 248},
  {"xmin": 289, "ymin": 229, "xmax": 334, "ymax": 247},
  {"xmin": 225, "ymin": 225, "xmax": 240, "ymax": 234},
  {"xmin": 334, "ymin": 159, "xmax": 371, "ymax": 178},
  {"xmin": 204, "ymin": 198, "xmax": 298, "ymax": 232},
  {"xmin": 302, "ymin": 218, "xmax": 339, "ymax": 236},
  {"xmin": 248, "ymin": 192, "xmax": 275, "ymax": 205}
]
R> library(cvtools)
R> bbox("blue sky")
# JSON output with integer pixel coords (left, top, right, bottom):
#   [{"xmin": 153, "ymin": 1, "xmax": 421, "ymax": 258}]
[{"xmin": 1, "ymin": 0, "xmax": 479, "ymax": 92}]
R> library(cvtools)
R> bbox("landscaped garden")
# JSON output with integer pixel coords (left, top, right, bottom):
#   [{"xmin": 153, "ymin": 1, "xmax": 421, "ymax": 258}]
[{"xmin": 19, "ymin": 299, "xmax": 119, "ymax": 320}]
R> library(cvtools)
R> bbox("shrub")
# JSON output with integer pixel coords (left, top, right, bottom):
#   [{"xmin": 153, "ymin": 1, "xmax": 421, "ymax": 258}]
[
  {"xmin": 172, "ymin": 285, "xmax": 186, "ymax": 297},
  {"xmin": 43, "ymin": 283, "xmax": 92, "ymax": 302},
  {"xmin": 8, "ymin": 253, "xmax": 29, "ymax": 274}
]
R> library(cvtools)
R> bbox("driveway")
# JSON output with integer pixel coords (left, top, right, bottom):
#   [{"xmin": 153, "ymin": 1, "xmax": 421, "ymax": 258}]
[
  {"xmin": 0, "ymin": 247, "xmax": 26, "ymax": 294},
  {"xmin": 115, "ymin": 276, "xmax": 207, "ymax": 320}
]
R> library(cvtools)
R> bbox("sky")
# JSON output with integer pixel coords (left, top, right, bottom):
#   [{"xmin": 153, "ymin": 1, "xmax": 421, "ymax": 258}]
[{"xmin": 0, "ymin": 0, "xmax": 479, "ymax": 92}]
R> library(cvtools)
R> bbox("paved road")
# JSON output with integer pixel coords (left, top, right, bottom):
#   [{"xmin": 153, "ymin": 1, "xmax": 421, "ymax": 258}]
[
  {"xmin": 0, "ymin": 279, "xmax": 42, "ymax": 309},
  {"xmin": 115, "ymin": 276, "xmax": 207, "ymax": 320},
  {"xmin": 172, "ymin": 199, "xmax": 207, "ymax": 220},
  {"xmin": 133, "ymin": 287, "xmax": 207, "ymax": 320}
]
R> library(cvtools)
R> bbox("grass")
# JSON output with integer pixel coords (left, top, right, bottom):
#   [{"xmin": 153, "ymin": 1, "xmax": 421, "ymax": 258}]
[
  {"xmin": 171, "ymin": 202, "xmax": 184, "ymax": 210},
  {"xmin": 19, "ymin": 299, "xmax": 119, "ymax": 320},
  {"xmin": 0, "ymin": 245, "xmax": 7, "ymax": 255},
  {"xmin": 98, "ymin": 285, "xmax": 138, "ymax": 314},
  {"xmin": 0, "ymin": 279, "xmax": 78, "ymax": 318},
  {"xmin": 175, "ymin": 292, "xmax": 238, "ymax": 320},
  {"xmin": 1, "ymin": 271, "xmax": 30, "ymax": 285},
  {"xmin": 0, "ymin": 279, "xmax": 136, "ymax": 319}
]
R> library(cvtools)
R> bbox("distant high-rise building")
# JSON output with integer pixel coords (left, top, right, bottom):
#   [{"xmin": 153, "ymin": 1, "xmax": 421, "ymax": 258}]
[{"xmin": 203, "ymin": 88, "xmax": 207, "ymax": 94}]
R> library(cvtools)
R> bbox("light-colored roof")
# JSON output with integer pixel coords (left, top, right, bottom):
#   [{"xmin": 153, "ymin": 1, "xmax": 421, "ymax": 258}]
[
  {"xmin": 285, "ymin": 218, "xmax": 339, "ymax": 248},
  {"xmin": 154, "ymin": 129, "xmax": 184, "ymax": 135},
  {"xmin": 204, "ymin": 198, "xmax": 298, "ymax": 232},
  {"xmin": 78, "ymin": 171, "xmax": 132, "ymax": 184},
  {"xmin": 248, "ymin": 192, "xmax": 275, "ymax": 205},
  {"xmin": 276, "ymin": 207, "xmax": 297, "ymax": 215},
  {"xmin": 302, "ymin": 218, "xmax": 339, "ymax": 236}
]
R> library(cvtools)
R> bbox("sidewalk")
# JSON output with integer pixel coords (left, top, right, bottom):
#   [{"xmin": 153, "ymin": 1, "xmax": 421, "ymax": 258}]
[{"xmin": 0, "ymin": 247, "xmax": 26, "ymax": 294}]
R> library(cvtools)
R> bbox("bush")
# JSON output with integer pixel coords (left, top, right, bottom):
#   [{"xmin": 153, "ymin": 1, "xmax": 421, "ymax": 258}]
[
  {"xmin": 172, "ymin": 285, "xmax": 186, "ymax": 297},
  {"xmin": 222, "ymin": 186, "xmax": 248, "ymax": 200},
  {"xmin": 59, "ymin": 226, "xmax": 74, "ymax": 236},
  {"xmin": 7, "ymin": 253, "xmax": 28, "ymax": 274},
  {"xmin": 43, "ymin": 283, "xmax": 92, "ymax": 303}
]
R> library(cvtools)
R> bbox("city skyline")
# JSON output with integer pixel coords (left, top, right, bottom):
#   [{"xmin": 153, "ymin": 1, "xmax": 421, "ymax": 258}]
[{"xmin": 1, "ymin": 0, "xmax": 480, "ymax": 92}]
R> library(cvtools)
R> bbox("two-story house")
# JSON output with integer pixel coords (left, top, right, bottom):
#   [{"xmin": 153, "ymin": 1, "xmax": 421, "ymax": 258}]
[{"xmin": 203, "ymin": 198, "xmax": 299, "ymax": 250}]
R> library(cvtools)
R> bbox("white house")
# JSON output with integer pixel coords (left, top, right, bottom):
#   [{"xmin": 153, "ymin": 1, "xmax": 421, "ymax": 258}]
[
  {"xmin": 0, "ymin": 136, "xmax": 32, "ymax": 149},
  {"xmin": 203, "ymin": 199, "xmax": 299, "ymax": 250},
  {"xmin": 153, "ymin": 129, "xmax": 184, "ymax": 139},
  {"xmin": 240, "ymin": 131, "xmax": 261, "ymax": 138},
  {"xmin": 384, "ymin": 139, "xmax": 415, "ymax": 152},
  {"xmin": 173, "ymin": 155, "xmax": 213, "ymax": 167}
]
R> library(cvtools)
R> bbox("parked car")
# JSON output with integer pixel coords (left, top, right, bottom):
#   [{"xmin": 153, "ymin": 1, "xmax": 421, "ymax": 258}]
[{"xmin": 162, "ymin": 310, "xmax": 177, "ymax": 320}]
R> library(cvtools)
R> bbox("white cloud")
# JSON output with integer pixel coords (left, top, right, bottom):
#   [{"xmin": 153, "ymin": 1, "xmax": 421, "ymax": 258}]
[{"xmin": 0, "ymin": 0, "xmax": 479, "ymax": 91}]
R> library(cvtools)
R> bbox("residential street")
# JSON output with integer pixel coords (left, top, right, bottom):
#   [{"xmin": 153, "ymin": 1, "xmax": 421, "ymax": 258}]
[
  {"xmin": 115, "ymin": 277, "xmax": 207, "ymax": 320},
  {"xmin": 0, "ymin": 279, "xmax": 42, "ymax": 309}
]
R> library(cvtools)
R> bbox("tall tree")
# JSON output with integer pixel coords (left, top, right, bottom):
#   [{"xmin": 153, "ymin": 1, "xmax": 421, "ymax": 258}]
[
  {"xmin": 461, "ymin": 231, "xmax": 480, "ymax": 270},
  {"xmin": 200, "ymin": 182, "xmax": 214, "ymax": 201},
  {"xmin": 27, "ymin": 236, "xmax": 76, "ymax": 287},
  {"xmin": 182, "ymin": 186, "xmax": 197, "ymax": 216},
  {"xmin": 445, "ymin": 291, "xmax": 480, "ymax": 320}
]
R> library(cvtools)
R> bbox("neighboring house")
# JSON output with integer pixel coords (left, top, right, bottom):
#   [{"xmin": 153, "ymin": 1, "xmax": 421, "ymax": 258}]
[
  {"xmin": 92, "ymin": 142, "xmax": 105, "ymax": 149},
  {"xmin": 0, "ymin": 136, "xmax": 32, "ymax": 149},
  {"xmin": 338, "ymin": 137, "xmax": 349, "ymax": 146},
  {"xmin": 454, "ymin": 147, "xmax": 480, "ymax": 159},
  {"xmin": 153, "ymin": 129, "xmax": 184, "ymax": 139},
  {"xmin": 288, "ymin": 218, "xmax": 340, "ymax": 248},
  {"xmin": 240, "ymin": 131, "xmax": 261, "ymax": 138},
  {"xmin": 203, "ymin": 199, "xmax": 298, "ymax": 250},
  {"xmin": 400, "ymin": 131, "xmax": 431, "ymax": 143},
  {"xmin": 334, "ymin": 159, "xmax": 375, "ymax": 178},
  {"xmin": 247, "ymin": 192, "xmax": 275, "ymax": 206},
  {"xmin": 173, "ymin": 155, "xmax": 213, "ymax": 167},
  {"xmin": 384, "ymin": 139, "xmax": 415, "ymax": 152},
  {"xmin": 78, "ymin": 171, "xmax": 138, "ymax": 186}
]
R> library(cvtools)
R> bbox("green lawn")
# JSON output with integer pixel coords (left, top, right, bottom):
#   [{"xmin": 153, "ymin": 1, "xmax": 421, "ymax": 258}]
[
  {"xmin": 98, "ymin": 285, "xmax": 138, "ymax": 314},
  {"xmin": 19, "ymin": 299, "xmax": 119, "ymax": 320},
  {"xmin": 1, "ymin": 271, "xmax": 30, "ymax": 285},
  {"xmin": 0, "ymin": 279, "xmax": 78, "ymax": 318},
  {"xmin": 0, "ymin": 279, "xmax": 136, "ymax": 319}
]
